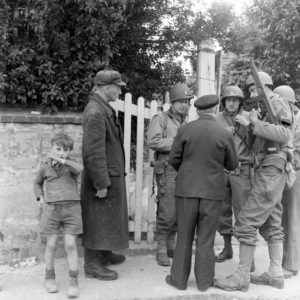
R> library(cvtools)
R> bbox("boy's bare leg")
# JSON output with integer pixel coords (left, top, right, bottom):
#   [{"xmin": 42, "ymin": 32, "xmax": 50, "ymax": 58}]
[
  {"xmin": 65, "ymin": 234, "xmax": 79, "ymax": 298},
  {"xmin": 45, "ymin": 234, "xmax": 58, "ymax": 270},
  {"xmin": 45, "ymin": 234, "xmax": 59, "ymax": 293}
]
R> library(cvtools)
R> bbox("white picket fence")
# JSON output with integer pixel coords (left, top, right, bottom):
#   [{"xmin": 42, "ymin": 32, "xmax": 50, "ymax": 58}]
[{"xmin": 111, "ymin": 93, "xmax": 197, "ymax": 243}]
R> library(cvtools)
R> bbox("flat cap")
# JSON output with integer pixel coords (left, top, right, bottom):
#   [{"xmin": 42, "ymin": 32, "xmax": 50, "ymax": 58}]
[
  {"xmin": 94, "ymin": 70, "xmax": 126, "ymax": 86},
  {"xmin": 194, "ymin": 94, "xmax": 219, "ymax": 110}
]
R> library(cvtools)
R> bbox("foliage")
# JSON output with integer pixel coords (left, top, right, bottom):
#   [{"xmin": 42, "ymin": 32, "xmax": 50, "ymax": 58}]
[
  {"xmin": 0, "ymin": 0, "xmax": 244, "ymax": 111},
  {"xmin": 221, "ymin": 0, "xmax": 300, "ymax": 92},
  {"xmin": 247, "ymin": 0, "xmax": 300, "ymax": 87}
]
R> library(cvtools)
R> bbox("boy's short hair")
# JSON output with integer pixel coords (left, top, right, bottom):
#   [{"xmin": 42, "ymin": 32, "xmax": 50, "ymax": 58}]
[{"xmin": 51, "ymin": 133, "xmax": 74, "ymax": 151}]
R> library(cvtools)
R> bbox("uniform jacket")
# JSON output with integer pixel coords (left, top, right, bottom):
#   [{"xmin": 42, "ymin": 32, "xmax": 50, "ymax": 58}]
[
  {"xmin": 216, "ymin": 109, "xmax": 252, "ymax": 164},
  {"xmin": 251, "ymin": 94, "xmax": 294, "ymax": 165},
  {"xmin": 169, "ymin": 114, "xmax": 238, "ymax": 200},
  {"xmin": 81, "ymin": 92, "xmax": 129, "ymax": 250},
  {"xmin": 147, "ymin": 109, "xmax": 186, "ymax": 160}
]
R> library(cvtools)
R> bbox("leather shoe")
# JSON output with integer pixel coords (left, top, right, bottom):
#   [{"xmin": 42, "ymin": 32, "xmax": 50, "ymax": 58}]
[
  {"xmin": 101, "ymin": 251, "xmax": 126, "ymax": 266},
  {"xmin": 165, "ymin": 275, "xmax": 187, "ymax": 290},
  {"xmin": 85, "ymin": 264, "xmax": 118, "ymax": 281},
  {"xmin": 215, "ymin": 247, "xmax": 233, "ymax": 263},
  {"xmin": 157, "ymin": 253, "xmax": 170, "ymax": 266},
  {"xmin": 167, "ymin": 249, "xmax": 174, "ymax": 258}
]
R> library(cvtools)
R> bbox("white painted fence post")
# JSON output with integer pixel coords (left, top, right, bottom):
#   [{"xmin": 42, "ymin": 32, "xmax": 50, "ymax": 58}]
[
  {"xmin": 123, "ymin": 93, "xmax": 132, "ymax": 215},
  {"xmin": 147, "ymin": 100, "xmax": 158, "ymax": 243},
  {"xmin": 134, "ymin": 97, "xmax": 145, "ymax": 242}
]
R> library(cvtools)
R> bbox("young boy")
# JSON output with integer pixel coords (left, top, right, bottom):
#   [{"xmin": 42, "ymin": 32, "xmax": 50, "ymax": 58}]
[{"xmin": 34, "ymin": 132, "xmax": 83, "ymax": 298}]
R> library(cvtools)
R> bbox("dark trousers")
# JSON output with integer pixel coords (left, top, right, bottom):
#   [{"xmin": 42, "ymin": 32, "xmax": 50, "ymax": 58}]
[{"xmin": 170, "ymin": 197, "xmax": 222, "ymax": 290}]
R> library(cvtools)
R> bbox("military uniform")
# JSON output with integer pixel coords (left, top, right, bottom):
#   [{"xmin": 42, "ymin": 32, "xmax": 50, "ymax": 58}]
[
  {"xmin": 216, "ymin": 109, "xmax": 252, "ymax": 240},
  {"xmin": 282, "ymin": 106, "xmax": 300, "ymax": 275},
  {"xmin": 148, "ymin": 108, "xmax": 186, "ymax": 264},
  {"xmin": 215, "ymin": 92, "xmax": 294, "ymax": 291}
]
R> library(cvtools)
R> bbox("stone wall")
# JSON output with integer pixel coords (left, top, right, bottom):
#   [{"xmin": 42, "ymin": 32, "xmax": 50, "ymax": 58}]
[{"xmin": 0, "ymin": 112, "xmax": 82, "ymax": 263}]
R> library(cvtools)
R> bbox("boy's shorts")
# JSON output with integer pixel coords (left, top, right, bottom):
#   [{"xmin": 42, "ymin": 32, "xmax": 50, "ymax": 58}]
[{"xmin": 40, "ymin": 202, "xmax": 83, "ymax": 235}]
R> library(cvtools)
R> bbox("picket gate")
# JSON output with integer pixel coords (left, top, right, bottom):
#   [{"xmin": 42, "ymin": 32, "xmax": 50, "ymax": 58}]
[{"xmin": 111, "ymin": 94, "xmax": 197, "ymax": 243}]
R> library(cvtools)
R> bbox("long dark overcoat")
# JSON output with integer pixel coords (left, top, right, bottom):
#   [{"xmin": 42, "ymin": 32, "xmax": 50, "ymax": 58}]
[{"xmin": 81, "ymin": 92, "xmax": 129, "ymax": 250}]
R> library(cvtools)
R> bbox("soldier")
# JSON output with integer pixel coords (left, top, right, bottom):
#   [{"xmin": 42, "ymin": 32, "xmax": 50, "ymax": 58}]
[
  {"xmin": 165, "ymin": 95, "xmax": 238, "ymax": 291},
  {"xmin": 274, "ymin": 86, "xmax": 300, "ymax": 279},
  {"xmin": 147, "ymin": 83, "xmax": 193, "ymax": 266},
  {"xmin": 215, "ymin": 86, "xmax": 254, "ymax": 271},
  {"xmin": 214, "ymin": 71, "xmax": 294, "ymax": 291}
]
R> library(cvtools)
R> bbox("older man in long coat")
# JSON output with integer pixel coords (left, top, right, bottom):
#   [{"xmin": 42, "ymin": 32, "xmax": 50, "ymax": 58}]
[{"xmin": 81, "ymin": 70, "xmax": 128, "ymax": 281}]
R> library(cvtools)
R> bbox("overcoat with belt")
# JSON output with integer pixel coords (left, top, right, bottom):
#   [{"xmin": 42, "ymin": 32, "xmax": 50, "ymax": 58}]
[{"xmin": 81, "ymin": 92, "xmax": 129, "ymax": 251}]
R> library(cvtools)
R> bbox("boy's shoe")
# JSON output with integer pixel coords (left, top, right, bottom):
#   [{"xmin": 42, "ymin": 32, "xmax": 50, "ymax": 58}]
[
  {"xmin": 45, "ymin": 279, "xmax": 58, "ymax": 293},
  {"xmin": 68, "ymin": 277, "xmax": 80, "ymax": 298}
]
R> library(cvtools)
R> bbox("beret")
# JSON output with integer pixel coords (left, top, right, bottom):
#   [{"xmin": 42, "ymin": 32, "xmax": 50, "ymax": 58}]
[
  {"xmin": 194, "ymin": 94, "xmax": 219, "ymax": 110},
  {"xmin": 94, "ymin": 70, "xmax": 126, "ymax": 86}
]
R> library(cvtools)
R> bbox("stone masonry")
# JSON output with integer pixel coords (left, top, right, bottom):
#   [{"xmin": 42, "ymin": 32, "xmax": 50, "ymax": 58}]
[{"xmin": 0, "ymin": 111, "xmax": 82, "ymax": 263}]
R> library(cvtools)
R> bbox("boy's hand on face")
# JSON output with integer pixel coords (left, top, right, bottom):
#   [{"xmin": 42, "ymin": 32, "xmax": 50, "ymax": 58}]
[
  {"xmin": 48, "ymin": 153, "xmax": 66, "ymax": 165},
  {"xmin": 48, "ymin": 152, "xmax": 60, "ymax": 162}
]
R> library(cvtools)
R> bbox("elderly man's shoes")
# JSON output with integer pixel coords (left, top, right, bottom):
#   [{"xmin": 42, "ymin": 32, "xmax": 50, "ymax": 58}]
[
  {"xmin": 100, "ymin": 251, "xmax": 126, "ymax": 266},
  {"xmin": 85, "ymin": 264, "xmax": 118, "ymax": 281},
  {"xmin": 84, "ymin": 248, "xmax": 118, "ymax": 281}
]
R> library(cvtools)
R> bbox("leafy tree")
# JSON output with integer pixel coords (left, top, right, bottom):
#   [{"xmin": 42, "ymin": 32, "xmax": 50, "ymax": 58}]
[{"xmin": 0, "ymin": 0, "xmax": 242, "ymax": 111}]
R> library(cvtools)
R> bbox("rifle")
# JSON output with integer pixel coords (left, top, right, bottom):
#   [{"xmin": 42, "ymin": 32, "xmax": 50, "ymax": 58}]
[
  {"xmin": 249, "ymin": 60, "xmax": 279, "ymax": 124},
  {"xmin": 249, "ymin": 60, "xmax": 280, "ymax": 153}
]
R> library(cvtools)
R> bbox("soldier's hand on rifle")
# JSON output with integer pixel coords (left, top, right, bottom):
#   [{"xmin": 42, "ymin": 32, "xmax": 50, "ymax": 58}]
[
  {"xmin": 235, "ymin": 115, "xmax": 250, "ymax": 127},
  {"xmin": 96, "ymin": 188, "xmax": 107, "ymax": 199},
  {"xmin": 249, "ymin": 108, "xmax": 260, "ymax": 125}
]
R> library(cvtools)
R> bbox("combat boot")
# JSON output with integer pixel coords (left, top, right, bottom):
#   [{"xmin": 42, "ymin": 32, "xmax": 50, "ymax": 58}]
[
  {"xmin": 45, "ymin": 268, "xmax": 58, "ymax": 293},
  {"xmin": 67, "ymin": 270, "xmax": 79, "ymax": 298},
  {"xmin": 215, "ymin": 234, "xmax": 233, "ymax": 262},
  {"xmin": 166, "ymin": 231, "xmax": 176, "ymax": 258},
  {"xmin": 251, "ymin": 242, "xmax": 284, "ymax": 289},
  {"xmin": 84, "ymin": 248, "xmax": 118, "ymax": 280},
  {"xmin": 156, "ymin": 231, "xmax": 170, "ymax": 266},
  {"xmin": 214, "ymin": 244, "xmax": 255, "ymax": 292}
]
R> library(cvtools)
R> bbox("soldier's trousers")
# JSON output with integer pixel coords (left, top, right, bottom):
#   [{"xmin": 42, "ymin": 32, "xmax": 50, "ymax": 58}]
[
  {"xmin": 235, "ymin": 163, "xmax": 286, "ymax": 246},
  {"xmin": 282, "ymin": 169, "xmax": 300, "ymax": 271},
  {"xmin": 170, "ymin": 197, "xmax": 221, "ymax": 290},
  {"xmin": 218, "ymin": 168, "xmax": 252, "ymax": 235},
  {"xmin": 156, "ymin": 165, "xmax": 177, "ymax": 233}
]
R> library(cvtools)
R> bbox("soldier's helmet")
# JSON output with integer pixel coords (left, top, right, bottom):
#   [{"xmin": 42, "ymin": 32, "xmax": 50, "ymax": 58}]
[
  {"xmin": 169, "ymin": 83, "xmax": 194, "ymax": 103},
  {"xmin": 221, "ymin": 86, "xmax": 244, "ymax": 106},
  {"xmin": 246, "ymin": 71, "xmax": 273, "ymax": 88},
  {"xmin": 273, "ymin": 85, "xmax": 296, "ymax": 103}
]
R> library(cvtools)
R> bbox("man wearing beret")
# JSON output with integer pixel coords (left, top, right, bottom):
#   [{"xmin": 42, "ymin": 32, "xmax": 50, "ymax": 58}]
[
  {"xmin": 165, "ymin": 95, "xmax": 238, "ymax": 292},
  {"xmin": 81, "ymin": 69, "xmax": 128, "ymax": 281}
]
